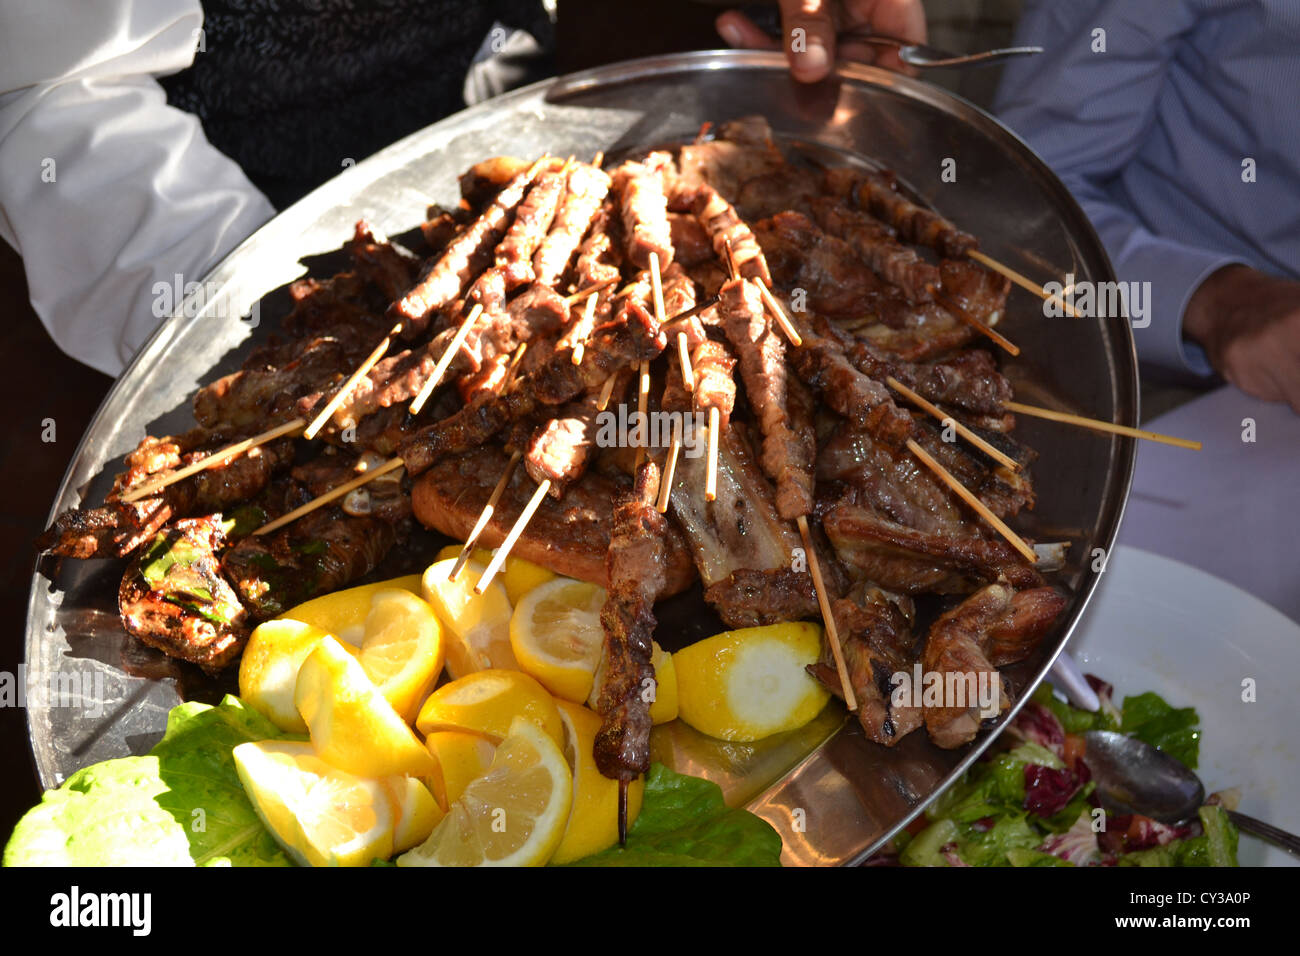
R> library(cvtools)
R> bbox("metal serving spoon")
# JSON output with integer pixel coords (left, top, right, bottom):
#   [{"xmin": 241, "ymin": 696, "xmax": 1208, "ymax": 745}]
[
  {"xmin": 1083, "ymin": 730, "xmax": 1300, "ymax": 856},
  {"xmin": 838, "ymin": 31, "xmax": 1043, "ymax": 69}
]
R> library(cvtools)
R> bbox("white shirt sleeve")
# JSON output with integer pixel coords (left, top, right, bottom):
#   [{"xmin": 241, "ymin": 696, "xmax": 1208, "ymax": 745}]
[{"xmin": 0, "ymin": 0, "xmax": 276, "ymax": 376}]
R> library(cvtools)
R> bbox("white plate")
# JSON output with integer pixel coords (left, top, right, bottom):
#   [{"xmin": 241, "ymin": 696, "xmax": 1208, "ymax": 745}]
[{"xmin": 1068, "ymin": 545, "xmax": 1300, "ymax": 867}]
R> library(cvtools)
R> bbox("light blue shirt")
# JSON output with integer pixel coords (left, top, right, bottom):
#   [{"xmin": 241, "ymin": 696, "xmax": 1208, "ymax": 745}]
[{"xmin": 995, "ymin": 0, "xmax": 1300, "ymax": 379}]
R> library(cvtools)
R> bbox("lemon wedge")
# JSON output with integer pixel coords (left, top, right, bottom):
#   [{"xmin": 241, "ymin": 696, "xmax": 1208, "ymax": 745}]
[
  {"xmin": 277, "ymin": 574, "xmax": 423, "ymax": 645},
  {"xmin": 355, "ymin": 589, "xmax": 444, "ymax": 724},
  {"xmin": 384, "ymin": 775, "xmax": 443, "ymax": 853},
  {"xmin": 435, "ymin": 545, "xmax": 556, "ymax": 604},
  {"xmin": 240, "ymin": 619, "xmax": 349, "ymax": 733},
  {"xmin": 673, "ymin": 621, "xmax": 831, "ymax": 742},
  {"xmin": 550, "ymin": 700, "xmax": 644, "ymax": 864},
  {"xmin": 415, "ymin": 668, "xmax": 563, "ymax": 747},
  {"xmin": 512, "ymin": 578, "xmax": 675, "ymax": 722},
  {"xmin": 397, "ymin": 717, "xmax": 572, "ymax": 867},
  {"xmin": 295, "ymin": 636, "xmax": 437, "ymax": 778},
  {"xmin": 425, "ymin": 731, "xmax": 497, "ymax": 810},
  {"xmin": 649, "ymin": 642, "xmax": 678, "ymax": 724},
  {"xmin": 421, "ymin": 558, "xmax": 516, "ymax": 678},
  {"xmin": 510, "ymin": 578, "xmax": 607, "ymax": 703},
  {"xmin": 233, "ymin": 740, "xmax": 395, "ymax": 867}
]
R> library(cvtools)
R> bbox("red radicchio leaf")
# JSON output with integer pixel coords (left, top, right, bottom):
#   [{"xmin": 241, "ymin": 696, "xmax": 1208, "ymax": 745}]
[
  {"xmin": 1009, "ymin": 701, "xmax": 1066, "ymax": 759},
  {"xmin": 1023, "ymin": 764, "xmax": 1082, "ymax": 817}
]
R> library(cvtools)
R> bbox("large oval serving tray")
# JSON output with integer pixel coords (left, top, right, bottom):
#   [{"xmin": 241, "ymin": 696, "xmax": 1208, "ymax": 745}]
[{"xmin": 26, "ymin": 50, "xmax": 1137, "ymax": 866}]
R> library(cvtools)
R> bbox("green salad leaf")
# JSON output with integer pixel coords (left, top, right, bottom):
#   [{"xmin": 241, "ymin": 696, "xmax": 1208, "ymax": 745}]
[
  {"xmin": 563, "ymin": 764, "xmax": 783, "ymax": 867},
  {"xmin": 4, "ymin": 696, "xmax": 292, "ymax": 867},
  {"xmin": 896, "ymin": 681, "xmax": 1232, "ymax": 867},
  {"xmin": 1120, "ymin": 692, "xmax": 1201, "ymax": 769}
]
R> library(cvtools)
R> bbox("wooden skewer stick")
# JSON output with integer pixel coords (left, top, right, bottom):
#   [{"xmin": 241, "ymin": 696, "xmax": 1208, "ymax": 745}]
[
  {"xmin": 596, "ymin": 372, "xmax": 618, "ymax": 412},
  {"xmin": 634, "ymin": 359, "xmax": 650, "ymax": 469},
  {"xmin": 119, "ymin": 417, "xmax": 306, "ymax": 503},
  {"xmin": 1005, "ymin": 401, "xmax": 1202, "ymax": 450},
  {"xmin": 503, "ymin": 340, "xmax": 528, "ymax": 389},
  {"xmin": 563, "ymin": 275, "xmax": 617, "ymax": 307},
  {"xmin": 905, "ymin": 438, "xmax": 1038, "ymax": 563},
  {"xmin": 450, "ymin": 450, "xmax": 523, "ymax": 582},
  {"xmin": 797, "ymin": 514, "xmax": 857, "ymax": 711},
  {"xmin": 476, "ymin": 479, "xmax": 550, "ymax": 594},
  {"xmin": 571, "ymin": 291, "xmax": 601, "ymax": 367},
  {"xmin": 254, "ymin": 456, "xmax": 405, "ymax": 536},
  {"xmin": 649, "ymin": 252, "xmax": 694, "ymax": 392},
  {"xmin": 303, "ymin": 322, "xmax": 401, "ymax": 440},
  {"xmin": 409, "ymin": 303, "xmax": 484, "ymax": 416},
  {"xmin": 967, "ymin": 250, "xmax": 1080, "ymax": 319},
  {"xmin": 936, "ymin": 293, "xmax": 1019, "ymax": 356},
  {"xmin": 885, "ymin": 376, "xmax": 1021, "ymax": 472},
  {"xmin": 705, "ymin": 406, "xmax": 720, "ymax": 501},
  {"xmin": 656, "ymin": 415, "xmax": 682, "ymax": 514},
  {"xmin": 754, "ymin": 278, "xmax": 803, "ymax": 348}
]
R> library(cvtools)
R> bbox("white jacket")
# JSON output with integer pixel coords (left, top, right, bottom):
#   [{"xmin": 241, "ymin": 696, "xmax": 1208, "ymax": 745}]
[{"xmin": 0, "ymin": 0, "xmax": 275, "ymax": 375}]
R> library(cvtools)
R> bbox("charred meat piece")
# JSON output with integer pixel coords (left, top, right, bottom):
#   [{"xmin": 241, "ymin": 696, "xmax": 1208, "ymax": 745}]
[
  {"xmin": 611, "ymin": 157, "xmax": 674, "ymax": 271},
  {"xmin": 593, "ymin": 462, "xmax": 667, "ymax": 792},
  {"xmin": 822, "ymin": 503, "xmax": 1043, "ymax": 594},
  {"xmin": 918, "ymin": 584, "xmax": 1064, "ymax": 749},
  {"xmin": 807, "ymin": 589, "xmax": 924, "ymax": 746},
  {"xmin": 676, "ymin": 116, "xmax": 787, "ymax": 202},
  {"xmin": 533, "ymin": 163, "xmax": 612, "ymax": 287},
  {"xmin": 788, "ymin": 318, "xmax": 915, "ymax": 447},
  {"xmin": 705, "ymin": 568, "xmax": 819, "ymax": 630},
  {"xmin": 411, "ymin": 445, "xmax": 695, "ymax": 596},
  {"xmin": 220, "ymin": 506, "xmax": 398, "ymax": 620},
  {"xmin": 987, "ymin": 587, "xmax": 1068, "ymax": 666},
  {"xmin": 347, "ymin": 220, "xmax": 418, "ymax": 303},
  {"xmin": 459, "ymin": 156, "xmax": 532, "ymax": 208},
  {"xmin": 716, "ymin": 277, "xmax": 811, "ymax": 518},
  {"xmin": 39, "ymin": 437, "xmax": 294, "ymax": 559},
  {"xmin": 391, "ymin": 161, "xmax": 545, "ymax": 336},
  {"xmin": 496, "ymin": 167, "xmax": 567, "ymax": 289},
  {"xmin": 851, "ymin": 170, "xmax": 979, "ymax": 259},
  {"xmin": 663, "ymin": 423, "xmax": 801, "ymax": 588},
  {"xmin": 398, "ymin": 298, "xmax": 665, "ymax": 476},
  {"xmin": 812, "ymin": 198, "xmax": 940, "ymax": 304},
  {"xmin": 194, "ymin": 337, "xmax": 354, "ymax": 430},
  {"xmin": 689, "ymin": 184, "xmax": 773, "ymax": 287},
  {"xmin": 119, "ymin": 515, "xmax": 250, "ymax": 674}
]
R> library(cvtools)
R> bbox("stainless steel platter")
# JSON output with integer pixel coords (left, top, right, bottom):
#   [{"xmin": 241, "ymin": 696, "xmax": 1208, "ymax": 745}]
[{"xmin": 26, "ymin": 50, "xmax": 1137, "ymax": 866}]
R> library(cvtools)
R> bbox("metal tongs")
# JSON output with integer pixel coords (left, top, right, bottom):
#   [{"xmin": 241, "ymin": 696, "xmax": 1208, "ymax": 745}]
[{"xmin": 840, "ymin": 30, "xmax": 1042, "ymax": 69}]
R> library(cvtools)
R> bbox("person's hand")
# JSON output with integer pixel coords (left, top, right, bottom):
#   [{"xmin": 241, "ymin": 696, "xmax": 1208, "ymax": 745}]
[
  {"xmin": 715, "ymin": 0, "xmax": 927, "ymax": 82},
  {"xmin": 1183, "ymin": 265, "xmax": 1300, "ymax": 413}
]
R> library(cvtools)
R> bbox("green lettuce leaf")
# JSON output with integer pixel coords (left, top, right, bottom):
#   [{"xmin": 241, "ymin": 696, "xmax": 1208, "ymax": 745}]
[
  {"xmin": 1120, "ymin": 692, "xmax": 1201, "ymax": 769},
  {"xmin": 563, "ymin": 764, "xmax": 782, "ymax": 867},
  {"xmin": 4, "ymin": 696, "xmax": 291, "ymax": 867}
]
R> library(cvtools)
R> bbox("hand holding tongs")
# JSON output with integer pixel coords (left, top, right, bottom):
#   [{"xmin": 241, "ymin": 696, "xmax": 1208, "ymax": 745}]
[{"xmin": 840, "ymin": 30, "xmax": 1042, "ymax": 69}]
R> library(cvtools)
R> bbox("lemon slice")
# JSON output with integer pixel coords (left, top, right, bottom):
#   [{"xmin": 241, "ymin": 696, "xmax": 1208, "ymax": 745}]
[
  {"xmin": 233, "ymin": 740, "xmax": 395, "ymax": 867},
  {"xmin": 510, "ymin": 579, "xmax": 607, "ymax": 703},
  {"xmin": 421, "ymin": 558, "xmax": 516, "ymax": 678},
  {"xmin": 416, "ymin": 668, "xmax": 563, "ymax": 747},
  {"xmin": 277, "ymin": 574, "xmax": 424, "ymax": 645},
  {"xmin": 550, "ymin": 700, "xmax": 644, "ymax": 864},
  {"xmin": 240, "ymin": 619, "xmax": 351, "ymax": 733},
  {"xmin": 649, "ymin": 642, "xmax": 678, "ymax": 724},
  {"xmin": 673, "ymin": 621, "xmax": 831, "ymax": 742},
  {"xmin": 436, "ymin": 545, "xmax": 556, "ymax": 604},
  {"xmin": 356, "ymin": 589, "xmax": 444, "ymax": 724},
  {"xmin": 295, "ymin": 636, "xmax": 437, "ymax": 778},
  {"xmin": 384, "ymin": 776, "xmax": 443, "ymax": 853},
  {"xmin": 397, "ymin": 717, "xmax": 572, "ymax": 867},
  {"xmin": 425, "ymin": 731, "xmax": 497, "ymax": 810}
]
